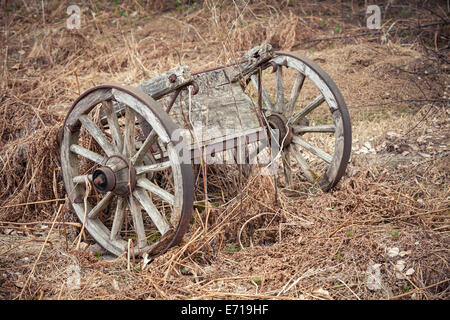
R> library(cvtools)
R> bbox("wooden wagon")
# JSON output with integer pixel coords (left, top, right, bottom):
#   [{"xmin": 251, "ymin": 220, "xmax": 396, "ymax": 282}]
[{"xmin": 59, "ymin": 44, "xmax": 352, "ymax": 257}]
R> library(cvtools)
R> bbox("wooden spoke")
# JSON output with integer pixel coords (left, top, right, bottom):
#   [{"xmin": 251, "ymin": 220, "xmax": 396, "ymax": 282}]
[
  {"xmin": 79, "ymin": 114, "xmax": 116, "ymax": 156},
  {"xmin": 292, "ymin": 135, "xmax": 333, "ymax": 164},
  {"xmin": 282, "ymin": 151, "xmax": 292, "ymax": 186},
  {"xmin": 102, "ymin": 100, "xmax": 124, "ymax": 152},
  {"xmin": 275, "ymin": 66, "xmax": 285, "ymax": 112},
  {"xmin": 290, "ymin": 94, "xmax": 325, "ymax": 125},
  {"xmin": 73, "ymin": 174, "xmax": 93, "ymax": 184},
  {"xmin": 123, "ymin": 107, "xmax": 136, "ymax": 157},
  {"xmin": 135, "ymin": 161, "xmax": 172, "ymax": 175},
  {"xmin": 128, "ymin": 195, "xmax": 147, "ymax": 248},
  {"xmin": 133, "ymin": 189, "xmax": 171, "ymax": 235},
  {"xmin": 292, "ymin": 124, "xmax": 336, "ymax": 134},
  {"xmin": 131, "ymin": 129, "xmax": 157, "ymax": 165},
  {"xmin": 110, "ymin": 197, "xmax": 126, "ymax": 241},
  {"xmin": 289, "ymin": 144, "xmax": 315, "ymax": 183},
  {"xmin": 87, "ymin": 192, "xmax": 114, "ymax": 219},
  {"xmin": 251, "ymin": 74, "xmax": 275, "ymax": 110},
  {"xmin": 70, "ymin": 144, "xmax": 106, "ymax": 165},
  {"xmin": 137, "ymin": 177, "xmax": 175, "ymax": 205},
  {"xmin": 287, "ymin": 73, "xmax": 305, "ymax": 115}
]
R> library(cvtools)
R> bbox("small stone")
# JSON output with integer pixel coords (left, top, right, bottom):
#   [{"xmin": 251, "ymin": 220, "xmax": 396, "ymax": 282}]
[
  {"xmin": 387, "ymin": 247, "xmax": 399, "ymax": 258},
  {"xmin": 366, "ymin": 264, "xmax": 383, "ymax": 290},
  {"xmin": 112, "ymin": 279, "xmax": 120, "ymax": 291},
  {"xmin": 399, "ymin": 250, "xmax": 410, "ymax": 257},
  {"xmin": 395, "ymin": 260, "xmax": 406, "ymax": 272},
  {"xmin": 405, "ymin": 268, "xmax": 415, "ymax": 276},
  {"xmin": 386, "ymin": 131, "xmax": 399, "ymax": 138},
  {"xmin": 364, "ymin": 142, "xmax": 372, "ymax": 149},
  {"xmin": 395, "ymin": 260, "xmax": 406, "ymax": 279},
  {"xmin": 410, "ymin": 144, "xmax": 419, "ymax": 151}
]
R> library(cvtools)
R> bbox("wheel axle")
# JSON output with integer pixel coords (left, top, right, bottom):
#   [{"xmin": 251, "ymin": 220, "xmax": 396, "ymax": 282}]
[
  {"xmin": 92, "ymin": 154, "xmax": 136, "ymax": 196},
  {"xmin": 266, "ymin": 113, "xmax": 292, "ymax": 147}
]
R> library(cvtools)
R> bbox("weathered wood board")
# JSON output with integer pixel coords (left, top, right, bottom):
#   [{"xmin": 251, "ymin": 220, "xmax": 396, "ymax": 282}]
[{"xmin": 164, "ymin": 65, "xmax": 262, "ymax": 145}]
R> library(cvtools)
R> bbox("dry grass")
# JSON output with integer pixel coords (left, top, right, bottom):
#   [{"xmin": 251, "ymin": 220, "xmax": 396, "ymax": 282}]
[{"xmin": 0, "ymin": 0, "xmax": 448, "ymax": 300}]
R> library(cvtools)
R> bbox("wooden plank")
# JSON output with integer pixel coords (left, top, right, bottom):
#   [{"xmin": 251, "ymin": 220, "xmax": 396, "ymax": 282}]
[
  {"xmin": 156, "ymin": 64, "xmax": 262, "ymax": 146},
  {"xmin": 138, "ymin": 65, "xmax": 193, "ymax": 100}
]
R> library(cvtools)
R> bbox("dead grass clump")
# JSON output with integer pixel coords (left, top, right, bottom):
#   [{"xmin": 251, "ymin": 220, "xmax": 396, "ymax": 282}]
[{"xmin": 0, "ymin": 123, "xmax": 64, "ymax": 222}]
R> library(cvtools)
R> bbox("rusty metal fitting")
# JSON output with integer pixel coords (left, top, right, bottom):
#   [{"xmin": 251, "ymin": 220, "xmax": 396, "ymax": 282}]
[
  {"xmin": 261, "ymin": 60, "xmax": 278, "ymax": 73},
  {"xmin": 189, "ymin": 81, "xmax": 199, "ymax": 95},
  {"xmin": 181, "ymin": 81, "xmax": 199, "ymax": 95},
  {"xmin": 91, "ymin": 154, "xmax": 136, "ymax": 196},
  {"xmin": 67, "ymin": 122, "xmax": 81, "ymax": 133},
  {"xmin": 92, "ymin": 166, "xmax": 116, "ymax": 193},
  {"xmin": 168, "ymin": 74, "xmax": 177, "ymax": 83},
  {"xmin": 266, "ymin": 113, "xmax": 292, "ymax": 147}
]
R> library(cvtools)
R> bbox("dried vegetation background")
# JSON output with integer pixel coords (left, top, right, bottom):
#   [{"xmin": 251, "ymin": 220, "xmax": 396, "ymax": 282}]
[{"xmin": 0, "ymin": 0, "xmax": 449, "ymax": 300}]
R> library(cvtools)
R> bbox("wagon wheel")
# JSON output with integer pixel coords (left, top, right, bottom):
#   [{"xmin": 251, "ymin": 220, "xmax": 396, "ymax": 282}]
[
  {"xmin": 245, "ymin": 52, "xmax": 352, "ymax": 191},
  {"xmin": 60, "ymin": 84, "xmax": 194, "ymax": 257}
]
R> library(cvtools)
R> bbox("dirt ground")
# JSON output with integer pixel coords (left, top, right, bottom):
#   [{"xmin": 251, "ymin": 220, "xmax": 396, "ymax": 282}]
[{"xmin": 0, "ymin": 0, "xmax": 449, "ymax": 300}]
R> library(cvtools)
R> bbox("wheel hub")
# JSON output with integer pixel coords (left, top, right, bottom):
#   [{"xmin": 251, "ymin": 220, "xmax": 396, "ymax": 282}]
[
  {"xmin": 92, "ymin": 154, "xmax": 136, "ymax": 196},
  {"xmin": 266, "ymin": 113, "xmax": 292, "ymax": 147}
]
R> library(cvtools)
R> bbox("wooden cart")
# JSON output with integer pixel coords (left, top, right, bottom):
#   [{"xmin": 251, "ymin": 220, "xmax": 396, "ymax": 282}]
[{"xmin": 59, "ymin": 44, "xmax": 352, "ymax": 257}]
